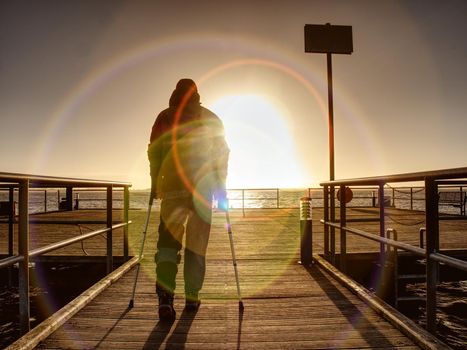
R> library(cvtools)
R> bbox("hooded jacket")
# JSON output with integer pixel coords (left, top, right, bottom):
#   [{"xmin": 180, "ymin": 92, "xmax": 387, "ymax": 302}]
[{"xmin": 148, "ymin": 80, "xmax": 229, "ymax": 199}]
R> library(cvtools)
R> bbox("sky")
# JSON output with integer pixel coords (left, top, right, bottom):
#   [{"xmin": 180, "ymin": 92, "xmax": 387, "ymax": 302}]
[{"xmin": 1, "ymin": 0, "xmax": 466, "ymax": 189}]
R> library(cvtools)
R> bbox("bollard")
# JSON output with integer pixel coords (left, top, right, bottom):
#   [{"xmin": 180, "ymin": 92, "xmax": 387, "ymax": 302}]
[
  {"xmin": 299, "ymin": 196, "xmax": 313, "ymax": 266},
  {"xmin": 74, "ymin": 193, "xmax": 80, "ymax": 210}
]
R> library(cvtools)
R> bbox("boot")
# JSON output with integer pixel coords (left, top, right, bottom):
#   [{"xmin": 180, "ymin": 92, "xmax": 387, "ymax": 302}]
[
  {"xmin": 155, "ymin": 261, "xmax": 177, "ymax": 321},
  {"xmin": 157, "ymin": 285, "xmax": 176, "ymax": 321}
]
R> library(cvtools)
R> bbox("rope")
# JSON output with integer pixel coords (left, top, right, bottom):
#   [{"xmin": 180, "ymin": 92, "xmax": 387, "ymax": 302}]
[
  {"xmin": 385, "ymin": 184, "xmax": 425, "ymax": 195},
  {"xmin": 77, "ymin": 224, "xmax": 107, "ymax": 255},
  {"xmin": 77, "ymin": 224, "xmax": 89, "ymax": 256},
  {"xmin": 386, "ymin": 215, "xmax": 425, "ymax": 227}
]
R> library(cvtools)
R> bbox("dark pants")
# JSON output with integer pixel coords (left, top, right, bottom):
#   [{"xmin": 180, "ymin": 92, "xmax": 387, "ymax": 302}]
[{"xmin": 155, "ymin": 195, "xmax": 212, "ymax": 298}]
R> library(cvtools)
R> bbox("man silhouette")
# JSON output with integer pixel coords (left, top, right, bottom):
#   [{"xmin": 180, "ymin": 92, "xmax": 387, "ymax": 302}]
[{"xmin": 148, "ymin": 79, "xmax": 229, "ymax": 321}]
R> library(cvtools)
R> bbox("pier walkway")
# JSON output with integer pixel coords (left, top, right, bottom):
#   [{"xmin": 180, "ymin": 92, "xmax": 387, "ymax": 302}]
[{"xmin": 13, "ymin": 207, "xmax": 451, "ymax": 350}]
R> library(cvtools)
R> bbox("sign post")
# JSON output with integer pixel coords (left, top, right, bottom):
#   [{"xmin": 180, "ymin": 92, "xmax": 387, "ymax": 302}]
[
  {"xmin": 305, "ymin": 23, "xmax": 353, "ymax": 264},
  {"xmin": 304, "ymin": 23, "xmax": 353, "ymax": 181}
]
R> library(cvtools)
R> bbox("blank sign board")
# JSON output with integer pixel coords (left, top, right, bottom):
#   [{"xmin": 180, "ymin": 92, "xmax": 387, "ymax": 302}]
[{"xmin": 304, "ymin": 24, "xmax": 353, "ymax": 54}]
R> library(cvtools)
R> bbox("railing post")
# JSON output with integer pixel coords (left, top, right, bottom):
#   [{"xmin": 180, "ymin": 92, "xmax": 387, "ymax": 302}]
[
  {"xmin": 18, "ymin": 179, "xmax": 30, "ymax": 334},
  {"xmin": 462, "ymin": 186, "xmax": 465, "ymax": 216},
  {"xmin": 459, "ymin": 186, "xmax": 463, "ymax": 216},
  {"xmin": 276, "ymin": 188, "xmax": 280, "ymax": 208},
  {"xmin": 419, "ymin": 227, "xmax": 426, "ymax": 248},
  {"xmin": 330, "ymin": 185, "xmax": 336, "ymax": 265},
  {"xmin": 378, "ymin": 183, "xmax": 386, "ymax": 258},
  {"xmin": 44, "ymin": 189, "xmax": 47, "ymax": 212},
  {"xmin": 8, "ymin": 187, "xmax": 14, "ymax": 256},
  {"xmin": 323, "ymin": 185, "xmax": 329, "ymax": 260},
  {"xmin": 386, "ymin": 228, "xmax": 399, "ymax": 307},
  {"xmin": 123, "ymin": 186, "xmax": 130, "ymax": 261},
  {"xmin": 242, "ymin": 189, "xmax": 245, "ymax": 218},
  {"xmin": 74, "ymin": 193, "xmax": 80, "ymax": 210},
  {"xmin": 65, "ymin": 186, "xmax": 73, "ymax": 211},
  {"xmin": 425, "ymin": 177, "xmax": 439, "ymax": 334},
  {"xmin": 410, "ymin": 187, "xmax": 413, "ymax": 211},
  {"xmin": 8, "ymin": 187, "xmax": 14, "ymax": 286},
  {"xmin": 339, "ymin": 185, "xmax": 347, "ymax": 272},
  {"xmin": 106, "ymin": 185, "xmax": 113, "ymax": 273}
]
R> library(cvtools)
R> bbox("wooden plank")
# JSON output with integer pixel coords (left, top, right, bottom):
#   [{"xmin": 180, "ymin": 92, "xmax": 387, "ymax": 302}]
[{"xmin": 6, "ymin": 207, "xmax": 463, "ymax": 348}]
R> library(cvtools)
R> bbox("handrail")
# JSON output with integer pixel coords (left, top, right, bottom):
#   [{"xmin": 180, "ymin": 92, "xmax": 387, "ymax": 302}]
[
  {"xmin": 0, "ymin": 172, "xmax": 131, "ymax": 187},
  {"xmin": 0, "ymin": 255, "xmax": 24, "ymax": 269},
  {"xmin": 0, "ymin": 222, "xmax": 131, "ymax": 269},
  {"xmin": 319, "ymin": 167, "xmax": 467, "ymax": 336},
  {"xmin": 0, "ymin": 171, "xmax": 132, "ymax": 336},
  {"xmin": 320, "ymin": 166, "xmax": 467, "ymax": 186},
  {"xmin": 430, "ymin": 252, "xmax": 467, "ymax": 272},
  {"xmin": 30, "ymin": 222, "xmax": 130, "ymax": 258},
  {"xmin": 321, "ymin": 220, "xmax": 426, "ymax": 257}
]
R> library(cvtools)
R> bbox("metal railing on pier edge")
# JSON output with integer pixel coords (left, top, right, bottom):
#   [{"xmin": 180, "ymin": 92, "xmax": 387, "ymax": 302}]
[
  {"xmin": 224, "ymin": 185, "xmax": 465, "ymax": 215},
  {"xmin": 0, "ymin": 172, "xmax": 132, "ymax": 335},
  {"xmin": 319, "ymin": 167, "xmax": 467, "ymax": 335}
]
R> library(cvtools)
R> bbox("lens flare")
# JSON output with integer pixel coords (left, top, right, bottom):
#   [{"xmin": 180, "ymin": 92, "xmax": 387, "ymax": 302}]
[{"xmin": 31, "ymin": 33, "xmax": 383, "ymax": 312}]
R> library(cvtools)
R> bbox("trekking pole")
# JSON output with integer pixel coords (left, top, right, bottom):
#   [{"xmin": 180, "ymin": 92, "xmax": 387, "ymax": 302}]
[
  {"xmin": 225, "ymin": 207, "xmax": 244, "ymax": 311},
  {"xmin": 128, "ymin": 193, "xmax": 154, "ymax": 308}
]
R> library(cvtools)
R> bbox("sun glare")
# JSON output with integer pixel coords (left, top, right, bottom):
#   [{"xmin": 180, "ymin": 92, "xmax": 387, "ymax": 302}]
[{"xmin": 208, "ymin": 94, "xmax": 308, "ymax": 189}]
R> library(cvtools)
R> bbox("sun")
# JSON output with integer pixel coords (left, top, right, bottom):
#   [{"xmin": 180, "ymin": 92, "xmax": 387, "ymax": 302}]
[{"xmin": 207, "ymin": 94, "xmax": 308, "ymax": 189}]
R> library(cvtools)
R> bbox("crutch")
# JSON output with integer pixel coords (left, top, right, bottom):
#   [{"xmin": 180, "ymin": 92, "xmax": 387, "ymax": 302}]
[
  {"xmin": 128, "ymin": 193, "xmax": 154, "ymax": 308},
  {"xmin": 225, "ymin": 208, "xmax": 244, "ymax": 311}
]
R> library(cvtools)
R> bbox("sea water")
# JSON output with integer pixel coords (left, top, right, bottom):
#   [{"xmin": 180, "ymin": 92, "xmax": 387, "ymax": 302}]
[{"xmin": 0, "ymin": 187, "xmax": 463, "ymax": 215}]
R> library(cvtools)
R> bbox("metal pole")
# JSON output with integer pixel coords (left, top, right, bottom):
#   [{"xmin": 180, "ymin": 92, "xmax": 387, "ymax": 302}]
[
  {"xmin": 123, "ymin": 186, "xmax": 130, "ymax": 261},
  {"xmin": 327, "ymin": 52, "xmax": 334, "ymax": 181},
  {"xmin": 326, "ymin": 48, "xmax": 336, "ymax": 266},
  {"xmin": 339, "ymin": 185, "xmax": 347, "ymax": 272},
  {"xmin": 410, "ymin": 187, "xmax": 413, "ymax": 211},
  {"xmin": 323, "ymin": 185, "xmax": 329, "ymax": 260},
  {"xmin": 8, "ymin": 187, "xmax": 14, "ymax": 286},
  {"xmin": 129, "ymin": 194, "xmax": 154, "ymax": 308},
  {"xmin": 18, "ymin": 179, "xmax": 30, "ymax": 334},
  {"xmin": 44, "ymin": 189, "xmax": 47, "ymax": 213},
  {"xmin": 8, "ymin": 187, "xmax": 14, "ymax": 256},
  {"xmin": 425, "ymin": 177, "xmax": 439, "ymax": 334},
  {"xmin": 460, "ymin": 186, "xmax": 463, "ymax": 216},
  {"xmin": 378, "ymin": 184, "xmax": 386, "ymax": 258},
  {"xmin": 225, "ymin": 209, "xmax": 244, "ymax": 311},
  {"xmin": 330, "ymin": 184, "xmax": 336, "ymax": 266},
  {"xmin": 74, "ymin": 193, "xmax": 79, "ymax": 210},
  {"xmin": 242, "ymin": 189, "xmax": 245, "ymax": 218},
  {"xmin": 66, "ymin": 186, "xmax": 73, "ymax": 211},
  {"xmin": 106, "ymin": 186, "xmax": 113, "ymax": 274},
  {"xmin": 461, "ymin": 186, "xmax": 464, "ymax": 216},
  {"xmin": 387, "ymin": 229, "xmax": 399, "ymax": 308},
  {"xmin": 419, "ymin": 227, "xmax": 426, "ymax": 249}
]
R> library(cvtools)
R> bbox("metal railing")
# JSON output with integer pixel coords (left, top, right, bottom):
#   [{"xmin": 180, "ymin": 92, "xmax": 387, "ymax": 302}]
[
  {"xmin": 4, "ymin": 185, "xmax": 463, "ymax": 216},
  {"xmin": 0, "ymin": 172, "xmax": 132, "ymax": 335},
  {"xmin": 319, "ymin": 167, "xmax": 467, "ymax": 335},
  {"xmin": 226, "ymin": 187, "xmax": 398, "ymax": 217},
  {"xmin": 224, "ymin": 186, "xmax": 466, "ymax": 215}
]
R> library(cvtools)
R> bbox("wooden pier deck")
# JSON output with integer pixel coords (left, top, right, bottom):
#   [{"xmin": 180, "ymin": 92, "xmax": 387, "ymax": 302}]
[{"xmin": 4, "ymin": 207, "xmax": 466, "ymax": 349}]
